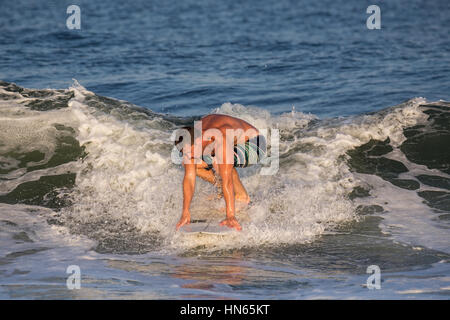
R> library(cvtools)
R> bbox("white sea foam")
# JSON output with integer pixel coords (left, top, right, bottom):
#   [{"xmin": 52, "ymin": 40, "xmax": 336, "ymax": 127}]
[
  {"xmin": 56, "ymin": 84, "xmax": 433, "ymax": 252},
  {"xmin": 0, "ymin": 90, "xmax": 82, "ymax": 194},
  {"xmin": 0, "ymin": 101, "xmax": 74, "ymax": 167},
  {"xmin": 1, "ymin": 82, "xmax": 444, "ymax": 253},
  {"xmin": 0, "ymin": 203, "xmax": 94, "ymax": 254}
]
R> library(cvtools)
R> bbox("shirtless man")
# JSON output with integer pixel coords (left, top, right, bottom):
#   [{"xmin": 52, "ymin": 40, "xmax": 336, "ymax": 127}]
[{"xmin": 174, "ymin": 114, "xmax": 266, "ymax": 231}]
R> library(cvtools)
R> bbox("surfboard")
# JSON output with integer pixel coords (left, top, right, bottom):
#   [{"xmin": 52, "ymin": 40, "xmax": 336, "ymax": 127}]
[{"xmin": 180, "ymin": 219, "xmax": 234, "ymax": 235}]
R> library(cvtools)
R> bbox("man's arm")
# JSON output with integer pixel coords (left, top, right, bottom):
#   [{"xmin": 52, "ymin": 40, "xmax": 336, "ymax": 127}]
[{"xmin": 176, "ymin": 162, "xmax": 196, "ymax": 230}]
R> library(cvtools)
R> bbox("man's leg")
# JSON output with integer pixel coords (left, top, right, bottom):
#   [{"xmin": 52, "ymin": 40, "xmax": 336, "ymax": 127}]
[
  {"xmin": 232, "ymin": 168, "xmax": 250, "ymax": 204},
  {"xmin": 197, "ymin": 166, "xmax": 249, "ymax": 204},
  {"xmin": 196, "ymin": 167, "xmax": 215, "ymax": 184},
  {"xmin": 218, "ymin": 163, "xmax": 242, "ymax": 230}
]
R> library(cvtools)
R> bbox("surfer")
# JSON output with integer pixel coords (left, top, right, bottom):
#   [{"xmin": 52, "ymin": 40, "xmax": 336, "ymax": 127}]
[{"xmin": 174, "ymin": 114, "xmax": 266, "ymax": 231}]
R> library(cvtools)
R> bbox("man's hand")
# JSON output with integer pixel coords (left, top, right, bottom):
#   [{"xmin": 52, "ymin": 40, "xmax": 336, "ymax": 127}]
[
  {"xmin": 219, "ymin": 217, "xmax": 242, "ymax": 231},
  {"xmin": 176, "ymin": 211, "xmax": 191, "ymax": 230}
]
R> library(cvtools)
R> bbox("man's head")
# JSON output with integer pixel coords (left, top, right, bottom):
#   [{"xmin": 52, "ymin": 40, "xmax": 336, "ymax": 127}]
[{"xmin": 174, "ymin": 125, "xmax": 202, "ymax": 155}]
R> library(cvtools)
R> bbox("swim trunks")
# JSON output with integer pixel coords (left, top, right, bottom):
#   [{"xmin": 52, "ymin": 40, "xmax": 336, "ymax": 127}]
[{"xmin": 202, "ymin": 134, "xmax": 267, "ymax": 169}]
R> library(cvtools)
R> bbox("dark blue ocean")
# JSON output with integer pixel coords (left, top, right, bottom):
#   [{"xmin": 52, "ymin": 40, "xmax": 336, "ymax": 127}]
[
  {"xmin": 0, "ymin": 0, "xmax": 449, "ymax": 299},
  {"xmin": 2, "ymin": 0, "xmax": 449, "ymax": 117}
]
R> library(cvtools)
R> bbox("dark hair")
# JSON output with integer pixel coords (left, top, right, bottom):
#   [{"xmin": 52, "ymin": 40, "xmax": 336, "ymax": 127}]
[{"xmin": 174, "ymin": 126, "xmax": 201, "ymax": 151}]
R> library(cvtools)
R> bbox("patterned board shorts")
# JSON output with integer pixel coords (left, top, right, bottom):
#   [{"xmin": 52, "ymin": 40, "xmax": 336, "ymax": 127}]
[{"xmin": 202, "ymin": 134, "xmax": 267, "ymax": 169}]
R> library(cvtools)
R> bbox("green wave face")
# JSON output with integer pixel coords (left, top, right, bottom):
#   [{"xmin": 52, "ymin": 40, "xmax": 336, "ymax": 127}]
[{"xmin": 347, "ymin": 103, "xmax": 450, "ymax": 214}]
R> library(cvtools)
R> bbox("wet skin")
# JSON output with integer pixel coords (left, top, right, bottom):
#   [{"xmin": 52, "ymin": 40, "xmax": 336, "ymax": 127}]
[{"xmin": 176, "ymin": 114, "xmax": 259, "ymax": 231}]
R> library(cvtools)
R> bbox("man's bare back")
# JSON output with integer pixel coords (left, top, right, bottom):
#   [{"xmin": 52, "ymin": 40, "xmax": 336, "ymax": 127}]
[
  {"xmin": 175, "ymin": 114, "xmax": 263, "ymax": 231},
  {"xmin": 200, "ymin": 114, "xmax": 259, "ymax": 144}
]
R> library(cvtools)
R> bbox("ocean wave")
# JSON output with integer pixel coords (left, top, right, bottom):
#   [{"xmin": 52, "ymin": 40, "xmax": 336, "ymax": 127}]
[{"xmin": 0, "ymin": 80, "xmax": 449, "ymax": 253}]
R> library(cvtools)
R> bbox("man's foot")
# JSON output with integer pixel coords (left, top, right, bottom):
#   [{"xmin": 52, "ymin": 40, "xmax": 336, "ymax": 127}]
[
  {"xmin": 235, "ymin": 193, "xmax": 250, "ymax": 204},
  {"xmin": 176, "ymin": 213, "xmax": 191, "ymax": 230},
  {"xmin": 219, "ymin": 217, "xmax": 242, "ymax": 231},
  {"xmin": 207, "ymin": 193, "xmax": 223, "ymax": 201},
  {"xmin": 219, "ymin": 200, "xmax": 248, "ymax": 213}
]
